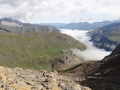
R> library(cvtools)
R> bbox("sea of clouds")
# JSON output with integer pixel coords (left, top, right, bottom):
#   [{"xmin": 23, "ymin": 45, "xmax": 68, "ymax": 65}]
[{"xmin": 60, "ymin": 29, "xmax": 111, "ymax": 60}]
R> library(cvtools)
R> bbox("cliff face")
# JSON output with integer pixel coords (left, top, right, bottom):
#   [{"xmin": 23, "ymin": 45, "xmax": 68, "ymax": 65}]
[
  {"xmin": 0, "ymin": 18, "xmax": 58, "ymax": 34},
  {"xmin": 0, "ymin": 18, "xmax": 23, "ymax": 27}
]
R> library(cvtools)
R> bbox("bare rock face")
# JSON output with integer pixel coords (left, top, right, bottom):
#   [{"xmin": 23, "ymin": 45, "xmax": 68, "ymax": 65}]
[
  {"xmin": 0, "ymin": 66, "xmax": 91, "ymax": 90},
  {"xmin": 0, "ymin": 18, "xmax": 23, "ymax": 27},
  {"xmin": 1, "ymin": 21, "xmax": 23, "ymax": 27}
]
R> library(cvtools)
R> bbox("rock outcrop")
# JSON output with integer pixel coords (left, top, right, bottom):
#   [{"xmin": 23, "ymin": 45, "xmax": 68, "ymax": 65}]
[
  {"xmin": 0, "ymin": 18, "xmax": 23, "ymax": 27},
  {"xmin": 0, "ymin": 66, "xmax": 91, "ymax": 90},
  {"xmin": 0, "ymin": 20, "xmax": 23, "ymax": 27},
  {"xmin": 0, "ymin": 18, "xmax": 58, "ymax": 34}
]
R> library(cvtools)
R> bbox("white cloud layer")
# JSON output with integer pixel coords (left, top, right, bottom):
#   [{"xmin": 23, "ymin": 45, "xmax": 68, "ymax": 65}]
[
  {"xmin": 0, "ymin": 0, "xmax": 120, "ymax": 23},
  {"xmin": 60, "ymin": 29, "xmax": 111, "ymax": 60}
]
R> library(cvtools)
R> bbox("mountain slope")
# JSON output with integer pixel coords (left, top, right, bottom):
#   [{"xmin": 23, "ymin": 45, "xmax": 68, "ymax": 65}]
[
  {"xmin": 60, "ymin": 44, "xmax": 120, "ymax": 90},
  {"xmin": 0, "ymin": 18, "xmax": 58, "ymax": 33},
  {"xmin": 89, "ymin": 23, "xmax": 120, "ymax": 51},
  {"xmin": 0, "ymin": 28, "xmax": 86, "ymax": 70},
  {"xmin": 80, "ymin": 44, "xmax": 120, "ymax": 90}
]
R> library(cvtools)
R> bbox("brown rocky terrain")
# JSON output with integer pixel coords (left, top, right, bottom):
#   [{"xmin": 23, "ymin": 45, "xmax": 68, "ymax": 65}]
[
  {"xmin": 0, "ymin": 66, "xmax": 91, "ymax": 90},
  {"xmin": 60, "ymin": 44, "xmax": 120, "ymax": 90}
]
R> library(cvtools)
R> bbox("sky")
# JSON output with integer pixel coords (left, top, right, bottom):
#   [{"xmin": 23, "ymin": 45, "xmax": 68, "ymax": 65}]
[
  {"xmin": 0, "ymin": 0, "xmax": 120, "ymax": 23},
  {"xmin": 60, "ymin": 29, "xmax": 111, "ymax": 60}
]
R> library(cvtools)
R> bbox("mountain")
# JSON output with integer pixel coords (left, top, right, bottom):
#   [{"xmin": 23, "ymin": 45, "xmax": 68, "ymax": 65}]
[
  {"xmin": 58, "ymin": 21, "xmax": 115, "ymax": 30},
  {"xmin": 40, "ymin": 23, "xmax": 67, "ymax": 28},
  {"xmin": 60, "ymin": 44, "xmax": 120, "ymax": 90},
  {"xmin": 0, "ymin": 18, "xmax": 86, "ymax": 70},
  {"xmin": 98, "ymin": 23, "xmax": 120, "ymax": 31},
  {"xmin": 57, "ymin": 20, "xmax": 120, "ymax": 30},
  {"xmin": 0, "ymin": 18, "xmax": 58, "ymax": 34},
  {"xmin": 89, "ymin": 23, "xmax": 120, "ymax": 51},
  {"xmin": 80, "ymin": 44, "xmax": 120, "ymax": 90},
  {"xmin": 0, "ymin": 18, "xmax": 23, "ymax": 27}
]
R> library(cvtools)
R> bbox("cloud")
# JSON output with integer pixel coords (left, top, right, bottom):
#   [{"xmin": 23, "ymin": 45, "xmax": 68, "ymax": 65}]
[
  {"xmin": 0, "ymin": 0, "xmax": 120, "ymax": 23},
  {"xmin": 0, "ymin": 0, "xmax": 46, "ymax": 7},
  {"xmin": 60, "ymin": 29, "xmax": 111, "ymax": 60},
  {"xmin": 0, "ymin": 0, "xmax": 27, "ymax": 7}
]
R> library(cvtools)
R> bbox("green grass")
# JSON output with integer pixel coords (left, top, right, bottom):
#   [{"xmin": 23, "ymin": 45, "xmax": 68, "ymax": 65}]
[
  {"xmin": 0, "ymin": 31, "xmax": 86, "ymax": 70},
  {"xmin": 109, "ymin": 36, "xmax": 120, "ymax": 43}
]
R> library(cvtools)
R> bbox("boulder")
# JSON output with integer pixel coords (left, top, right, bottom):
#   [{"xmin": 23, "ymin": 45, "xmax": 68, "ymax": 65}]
[
  {"xmin": 16, "ymin": 86, "xmax": 31, "ymax": 90},
  {"xmin": 0, "ymin": 66, "xmax": 91, "ymax": 90}
]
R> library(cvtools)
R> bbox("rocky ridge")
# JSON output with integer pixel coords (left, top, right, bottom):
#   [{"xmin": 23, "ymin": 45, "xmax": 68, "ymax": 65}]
[
  {"xmin": 0, "ymin": 18, "xmax": 58, "ymax": 34},
  {"xmin": 0, "ymin": 18, "xmax": 23, "ymax": 27},
  {"xmin": 0, "ymin": 66, "xmax": 91, "ymax": 90},
  {"xmin": 0, "ymin": 20, "xmax": 23, "ymax": 27}
]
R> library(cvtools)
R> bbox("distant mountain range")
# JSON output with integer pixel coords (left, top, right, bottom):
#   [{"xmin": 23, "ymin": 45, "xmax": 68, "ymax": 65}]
[
  {"xmin": 40, "ymin": 20, "xmax": 120, "ymax": 30},
  {"xmin": 59, "ymin": 21, "xmax": 112, "ymax": 30},
  {"xmin": 40, "ymin": 23, "xmax": 67, "ymax": 27}
]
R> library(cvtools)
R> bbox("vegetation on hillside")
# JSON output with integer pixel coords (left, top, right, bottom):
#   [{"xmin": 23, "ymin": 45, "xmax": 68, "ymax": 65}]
[
  {"xmin": 0, "ymin": 24, "xmax": 57, "ymax": 34},
  {"xmin": 89, "ymin": 23, "xmax": 120, "ymax": 51},
  {"xmin": 0, "ymin": 31, "xmax": 86, "ymax": 70}
]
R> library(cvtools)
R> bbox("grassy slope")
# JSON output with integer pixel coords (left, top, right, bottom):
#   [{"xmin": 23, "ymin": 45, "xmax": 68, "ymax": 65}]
[
  {"xmin": 93, "ymin": 25, "xmax": 120, "ymax": 43},
  {"xmin": 106, "ymin": 27, "xmax": 120, "ymax": 43},
  {"xmin": 0, "ymin": 24, "xmax": 57, "ymax": 33},
  {"xmin": 0, "ymin": 31, "xmax": 86, "ymax": 70}
]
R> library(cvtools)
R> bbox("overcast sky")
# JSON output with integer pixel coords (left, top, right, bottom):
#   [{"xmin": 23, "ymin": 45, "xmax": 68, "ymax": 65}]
[{"xmin": 0, "ymin": 0, "xmax": 120, "ymax": 23}]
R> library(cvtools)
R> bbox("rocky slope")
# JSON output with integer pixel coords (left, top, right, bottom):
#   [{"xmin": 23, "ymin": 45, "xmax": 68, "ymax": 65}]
[
  {"xmin": 0, "ymin": 18, "xmax": 23, "ymax": 27},
  {"xmin": 0, "ymin": 66, "xmax": 91, "ymax": 90},
  {"xmin": 0, "ymin": 18, "xmax": 58, "ymax": 34},
  {"xmin": 89, "ymin": 23, "xmax": 120, "ymax": 51},
  {"xmin": 60, "ymin": 44, "xmax": 120, "ymax": 90}
]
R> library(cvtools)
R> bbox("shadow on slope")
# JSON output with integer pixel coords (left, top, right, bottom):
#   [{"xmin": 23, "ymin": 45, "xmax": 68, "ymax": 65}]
[{"xmin": 80, "ymin": 44, "xmax": 120, "ymax": 90}]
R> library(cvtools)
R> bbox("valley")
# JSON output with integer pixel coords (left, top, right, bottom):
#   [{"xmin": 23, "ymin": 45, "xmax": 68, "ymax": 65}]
[
  {"xmin": 1, "ymin": 0, "xmax": 120, "ymax": 90},
  {"xmin": 0, "ymin": 18, "xmax": 120, "ymax": 90},
  {"xmin": 60, "ymin": 29, "xmax": 111, "ymax": 60}
]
